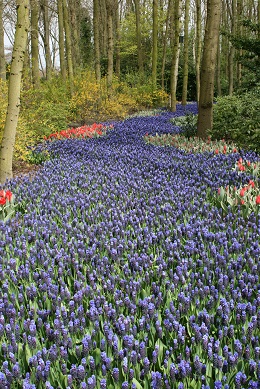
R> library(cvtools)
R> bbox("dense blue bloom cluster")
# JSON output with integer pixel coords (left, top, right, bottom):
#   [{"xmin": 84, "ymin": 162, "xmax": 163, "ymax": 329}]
[{"xmin": 1, "ymin": 103, "xmax": 260, "ymax": 388}]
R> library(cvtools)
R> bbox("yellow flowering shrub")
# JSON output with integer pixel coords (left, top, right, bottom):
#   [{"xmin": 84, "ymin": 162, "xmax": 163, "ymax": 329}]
[
  {"xmin": 1, "ymin": 71, "xmax": 169, "ymax": 162},
  {"xmin": 70, "ymin": 70, "xmax": 168, "ymax": 122}
]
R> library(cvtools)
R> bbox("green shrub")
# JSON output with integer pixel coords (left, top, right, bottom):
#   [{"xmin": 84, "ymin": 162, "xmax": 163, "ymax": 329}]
[
  {"xmin": 15, "ymin": 76, "xmax": 71, "ymax": 161},
  {"xmin": 123, "ymin": 72, "xmax": 169, "ymax": 108},
  {"xmin": 209, "ymin": 88, "xmax": 260, "ymax": 152},
  {"xmin": 20, "ymin": 76, "xmax": 70, "ymax": 139},
  {"xmin": 171, "ymin": 112, "xmax": 198, "ymax": 139},
  {"xmin": 26, "ymin": 146, "xmax": 50, "ymax": 165}
]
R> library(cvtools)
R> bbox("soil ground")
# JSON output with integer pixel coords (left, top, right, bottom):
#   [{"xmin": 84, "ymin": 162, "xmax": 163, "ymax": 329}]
[{"xmin": 13, "ymin": 159, "xmax": 42, "ymax": 180}]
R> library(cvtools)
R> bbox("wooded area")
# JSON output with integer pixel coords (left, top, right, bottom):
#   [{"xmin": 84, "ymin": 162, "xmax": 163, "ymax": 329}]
[{"xmin": 0, "ymin": 0, "xmax": 259, "ymax": 181}]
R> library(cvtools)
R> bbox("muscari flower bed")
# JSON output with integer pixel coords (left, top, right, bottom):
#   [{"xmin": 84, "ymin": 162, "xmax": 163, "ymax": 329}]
[{"xmin": 1, "ymin": 103, "xmax": 260, "ymax": 389}]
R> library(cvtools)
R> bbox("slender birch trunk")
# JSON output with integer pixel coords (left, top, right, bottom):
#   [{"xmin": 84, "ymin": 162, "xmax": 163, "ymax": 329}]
[
  {"xmin": 68, "ymin": 0, "xmax": 80, "ymax": 71},
  {"xmin": 181, "ymin": 0, "xmax": 190, "ymax": 105},
  {"xmin": 41, "ymin": 0, "xmax": 52, "ymax": 80},
  {"xmin": 227, "ymin": 0, "xmax": 237, "ymax": 95},
  {"xmin": 195, "ymin": 0, "xmax": 202, "ymax": 104},
  {"xmin": 0, "ymin": 0, "xmax": 30, "ymax": 183},
  {"xmin": 115, "ymin": 0, "xmax": 121, "ymax": 78},
  {"xmin": 106, "ymin": 0, "xmax": 114, "ymax": 90},
  {"xmin": 30, "ymin": 0, "xmax": 40, "ymax": 87},
  {"xmin": 170, "ymin": 0, "xmax": 181, "ymax": 112},
  {"xmin": 93, "ymin": 0, "xmax": 101, "ymax": 82},
  {"xmin": 62, "ymin": 0, "xmax": 74, "ymax": 94},
  {"xmin": 152, "ymin": 0, "xmax": 158, "ymax": 89},
  {"xmin": 133, "ymin": 0, "xmax": 144, "ymax": 77},
  {"xmin": 161, "ymin": 0, "xmax": 171, "ymax": 89},
  {"xmin": 57, "ymin": 0, "xmax": 66, "ymax": 79},
  {"xmin": 0, "ymin": 0, "xmax": 6, "ymax": 81}
]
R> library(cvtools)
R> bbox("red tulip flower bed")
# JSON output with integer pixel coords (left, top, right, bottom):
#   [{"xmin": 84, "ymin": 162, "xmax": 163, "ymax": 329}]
[{"xmin": 44, "ymin": 123, "xmax": 113, "ymax": 141}]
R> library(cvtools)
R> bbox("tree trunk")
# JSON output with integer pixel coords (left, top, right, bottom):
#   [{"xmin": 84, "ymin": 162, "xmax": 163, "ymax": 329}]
[
  {"xmin": 30, "ymin": 0, "xmax": 40, "ymax": 87},
  {"xmin": 99, "ymin": 0, "xmax": 108, "ymax": 57},
  {"xmin": 0, "ymin": 0, "xmax": 29, "ymax": 183},
  {"xmin": 68, "ymin": 0, "xmax": 80, "ymax": 71},
  {"xmin": 227, "ymin": 0, "xmax": 236, "ymax": 95},
  {"xmin": 258, "ymin": 0, "xmax": 260, "ymax": 39},
  {"xmin": 161, "ymin": 0, "xmax": 171, "ymax": 89},
  {"xmin": 106, "ymin": 0, "xmax": 114, "ymax": 89},
  {"xmin": 170, "ymin": 0, "xmax": 181, "ymax": 112},
  {"xmin": 197, "ymin": 0, "xmax": 221, "ymax": 138},
  {"xmin": 181, "ymin": 0, "xmax": 190, "ymax": 105},
  {"xmin": 152, "ymin": 0, "xmax": 158, "ymax": 89},
  {"xmin": 0, "ymin": 0, "xmax": 6, "ymax": 81},
  {"xmin": 115, "ymin": 0, "xmax": 120, "ymax": 78},
  {"xmin": 93, "ymin": 0, "xmax": 101, "ymax": 82},
  {"xmin": 221, "ymin": 0, "xmax": 229, "ymax": 80},
  {"xmin": 216, "ymin": 33, "xmax": 222, "ymax": 95},
  {"xmin": 62, "ymin": 0, "xmax": 74, "ymax": 94},
  {"xmin": 57, "ymin": 0, "xmax": 66, "ymax": 79},
  {"xmin": 133, "ymin": 0, "xmax": 144, "ymax": 77},
  {"xmin": 195, "ymin": 0, "xmax": 202, "ymax": 104},
  {"xmin": 236, "ymin": 0, "xmax": 243, "ymax": 86},
  {"xmin": 41, "ymin": 0, "xmax": 52, "ymax": 80}
]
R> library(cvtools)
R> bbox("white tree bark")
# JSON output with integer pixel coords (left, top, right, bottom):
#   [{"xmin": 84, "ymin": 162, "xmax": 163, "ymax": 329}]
[
  {"xmin": 0, "ymin": 0, "xmax": 6, "ymax": 81},
  {"xmin": 0, "ymin": 0, "xmax": 30, "ymax": 183}
]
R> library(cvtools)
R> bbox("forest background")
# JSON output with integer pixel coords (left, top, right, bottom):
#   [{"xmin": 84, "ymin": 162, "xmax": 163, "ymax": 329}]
[{"xmin": 0, "ymin": 0, "xmax": 259, "ymax": 179}]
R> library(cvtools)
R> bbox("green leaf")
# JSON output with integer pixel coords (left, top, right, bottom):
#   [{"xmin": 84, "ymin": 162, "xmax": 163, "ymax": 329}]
[
  {"xmin": 219, "ymin": 187, "xmax": 225, "ymax": 200},
  {"xmin": 189, "ymin": 378, "xmax": 198, "ymax": 388},
  {"xmin": 93, "ymin": 348, "xmax": 101, "ymax": 366},
  {"xmin": 227, "ymin": 197, "xmax": 234, "ymax": 206},
  {"xmin": 140, "ymin": 288, "xmax": 147, "ymax": 298},
  {"xmin": 132, "ymin": 378, "xmax": 143, "ymax": 389},
  {"xmin": 206, "ymin": 363, "xmax": 212, "ymax": 378},
  {"xmin": 220, "ymin": 201, "xmax": 228, "ymax": 214}
]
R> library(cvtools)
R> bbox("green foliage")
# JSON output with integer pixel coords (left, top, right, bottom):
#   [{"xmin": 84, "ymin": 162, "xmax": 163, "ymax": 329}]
[
  {"xmin": 144, "ymin": 132, "xmax": 238, "ymax": 154},
  {"xmin": 20, "ymin": 76, "xmax": 70, "ymax": 137},
  {"xmin": 171, "ymin": 112, "xmax": 198, "ymax": 139},
  {"xmin": 26, "ymin": 146, "xmax": 50, "ymax": 165},
  {"xmin": 226, "ymin": 20, "xmax": 260, "ymax": 92},
  {"xmin": 209, "ymin": 88, "xmax": 260, "ymax": 152},
  {"xmin": 119, "ymin": 5, "xmax": 153, "ymax": 74},
  {"xmin": 211, "ymin": 181, "xmax": 260, "ymax": 219},
  {"xmin": 210, "ymin": 158, "xmax": 260, "ymax": 219},
  {"xmin": 16, "ymin": 76, "xmax": 71, "ymax": 161},
  {"xmin": 124, "ymin": 72, "xmax": 168, "ymax": 108},
  {"xmin": 175, "ymin": 67, "xmax": 197, "ymax": 101},
  {"xmin": 79, "ymin": 10, "xmax": 93, "ymax": 67}
]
